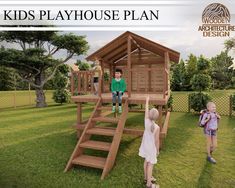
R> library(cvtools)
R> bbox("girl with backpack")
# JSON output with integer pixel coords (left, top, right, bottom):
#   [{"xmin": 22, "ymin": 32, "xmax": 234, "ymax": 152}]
[{"xmin": 200, "ymin": 102, "xmax": 221, "ymax": 164}]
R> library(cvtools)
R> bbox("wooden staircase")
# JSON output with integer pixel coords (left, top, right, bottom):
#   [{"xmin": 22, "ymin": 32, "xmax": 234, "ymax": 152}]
[{"xmin": 64, "ymin": 98, "xmax": 129, "ymax": 179}]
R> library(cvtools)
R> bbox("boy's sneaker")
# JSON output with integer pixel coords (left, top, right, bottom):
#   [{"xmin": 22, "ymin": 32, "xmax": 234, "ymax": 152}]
[
  {"xmin": 207, "ymin": 156, "xmax": 216, "ymax": 164},
  {"xmin": 118, "ymin": 106, "xmax": 122, "ymax": 113},
  {"xmin": 112, "ymin": 106, "xmax": 116, "ymax": 113}
]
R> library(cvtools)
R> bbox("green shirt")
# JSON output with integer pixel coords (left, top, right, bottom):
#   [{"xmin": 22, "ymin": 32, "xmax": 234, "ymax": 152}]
[{"xmin": 111, "ymin": 78, "xmax": 126, "ymax": 92}]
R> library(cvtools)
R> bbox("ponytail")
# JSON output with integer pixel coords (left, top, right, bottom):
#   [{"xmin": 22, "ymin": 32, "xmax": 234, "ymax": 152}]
[{"xmin": 151, "ymin": 121, "xmax": 155, "ymax": 133}]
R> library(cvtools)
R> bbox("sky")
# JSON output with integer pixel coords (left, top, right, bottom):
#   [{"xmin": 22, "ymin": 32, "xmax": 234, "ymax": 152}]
[
  {"xmin": 59, "ymin": 0, "xmax": 235, "ymax": 64},
  {"xmin": 1, "ymin": 0, "xmax": 235, "ymax": 65}
]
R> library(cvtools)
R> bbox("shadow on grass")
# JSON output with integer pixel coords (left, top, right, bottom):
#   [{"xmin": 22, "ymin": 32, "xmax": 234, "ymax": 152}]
[
  {"xmin": 161, "ymin": 113, "xmax": 197, "ymax": 152},
  {"xmin": 125, "ymin": 113, "xmax": 144, "ymax": 129},
  {"xmin": 0, "ymin": 106, "xmax": 93, "ymax": 126},
  {"xmin": 196, "ymin": 161, "xmax": 213, "ymax": 188}
]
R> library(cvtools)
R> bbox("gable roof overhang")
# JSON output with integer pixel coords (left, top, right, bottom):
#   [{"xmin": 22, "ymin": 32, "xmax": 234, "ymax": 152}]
[{"xmin": 86, "ymin": 31, "xmax": 180, "ymax": 64}]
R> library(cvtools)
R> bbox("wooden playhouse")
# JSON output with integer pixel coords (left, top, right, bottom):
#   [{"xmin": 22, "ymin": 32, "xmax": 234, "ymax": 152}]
[{"xmin": 64, "ymin": 31, "xmax": 180, "ymax": 179}]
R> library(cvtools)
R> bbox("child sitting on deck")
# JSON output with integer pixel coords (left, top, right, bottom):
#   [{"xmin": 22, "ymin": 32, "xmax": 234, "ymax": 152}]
[
  {"xmin": 139, "ymin": 96, "xmax": 160, "ymax": 188},
  {"xmin": 111, "ymin": 69, "xmax": 126, "ymax": 113},
  {"xmin": 201, "ymin": 102, "xmax": 221, "ymax": 164}
]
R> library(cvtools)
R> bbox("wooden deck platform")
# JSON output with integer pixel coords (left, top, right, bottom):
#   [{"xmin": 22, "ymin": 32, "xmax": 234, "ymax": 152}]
[{"xmin": 71, "ymin": 93, "xmax": 169, "ymax": 105}]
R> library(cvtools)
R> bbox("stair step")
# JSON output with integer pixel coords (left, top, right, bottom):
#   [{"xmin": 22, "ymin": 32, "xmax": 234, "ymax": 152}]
[
  {"xmin": 80, "ymin": 140, "xmax": 111, "ymax": 151},
  {"xmin": 92, "ymin": 116, "xmax": 119, "ymax": 123},
  {"xmin": 101, "ymin": 111, "xmax": 113, "ymax": 117},
  {"xmin": 97, "ymin": 106, "xmax": 112, "ymax": 111},
  {"xmin": 86, "ymin": 127, "xmax": 116, "ymax": 136},
  {"xmin": 72, "ymin": 155, "xmax": 106, "ymax": 169}
]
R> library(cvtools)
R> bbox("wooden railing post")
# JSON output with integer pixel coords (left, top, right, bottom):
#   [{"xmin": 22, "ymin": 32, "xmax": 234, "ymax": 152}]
[
  {"xmin": 73, "ymin": 70, "xmax": 104, "ymax": 95},
  {"xmin": 127, "ymin": 36, "xmax": 132, "ymax": 97},
  {"xmin": 77, "ymin": 72, "xmax": 81, "ymax": 95},
  {"xmin": 90, "ymin": 72, "xmax": 94, "ymax": 93},
  {"xmin": 98, "ymin": 70, "xmax": 102, "ymax": 97}
]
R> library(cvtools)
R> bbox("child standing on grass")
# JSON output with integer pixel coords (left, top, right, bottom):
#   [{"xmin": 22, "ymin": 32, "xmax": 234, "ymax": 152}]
[
  {"xmin": 201, "ymin": 102, "xmax": 221, "ymax": 164},
  {"xmin": 139, "ymin": 96, "xmax": 160, "ymax": 188},
  {"xmin": 111, "ymin": 69, "xmax": 126, "ymax": 113}
]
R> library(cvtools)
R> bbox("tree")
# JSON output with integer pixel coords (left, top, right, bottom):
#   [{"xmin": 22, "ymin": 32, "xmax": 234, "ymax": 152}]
[
  {"xmin": 197, "ymin": 55, "xmax": 211, "ymax": 73},
  {"xmin": 191, "ymin": 73, "xmax": 211, "ymax": 92},
  {"xmin": 171, "ymin": 59, "xmax": 186, "ymax": 91},
  {"xmin": 0, "ymin": 31, "xmax": 89, "ymax": 107},
  {"xmin": 211, "ymin": 51, "xmax": 234, "ymax": 89},
  {"xmin": 224, "ymin": 37, "xmax": 235, "ymax": 88},
  {"xmin": 185, "ymin": 54, "xmax": 198, "ymax": 90},
  {"xmin": 75, "ymin": 59, "xmax": 90, "ymax": 70},
  {"xmin": 189, "ymin": 55, "xmax": 212, "ymax": 112},
  {"xmin": 0, "ymin": 66, "xmax": 15, "ymax": 91},
  {"xmin": 224, "ymin": 38, "xmax": 235, "ymax": 53},
  {"xmin": 52, "ymin": 65, "xmax": 70, "ymax": 104},
  {"xmin": 191, "ymin": 55, "xmax": 212, "ymax": 92}
]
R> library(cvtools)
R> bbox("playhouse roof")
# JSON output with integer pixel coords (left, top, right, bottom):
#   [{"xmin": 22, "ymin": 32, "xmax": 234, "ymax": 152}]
[{"xmin": 86, "ymin": 31, "xmax": 180, "ymax": 64}]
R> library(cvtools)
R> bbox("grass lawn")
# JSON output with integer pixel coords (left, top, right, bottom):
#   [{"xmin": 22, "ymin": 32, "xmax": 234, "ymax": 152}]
[{"xmin": 0, "ymin": 103, "xmax": 235, "ymax": 188}]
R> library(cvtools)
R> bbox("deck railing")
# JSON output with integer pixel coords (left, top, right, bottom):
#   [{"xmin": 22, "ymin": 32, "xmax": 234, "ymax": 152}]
[
  {"xmin": 70, "ymin": 68, "xmax": 169, "ymax": 99},
  {"xmin": 70, "ymin": 70, "xmax": 102, "ymax": 96}
]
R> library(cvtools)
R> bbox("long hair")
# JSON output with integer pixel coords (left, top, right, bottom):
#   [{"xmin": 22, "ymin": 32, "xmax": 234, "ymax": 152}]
[{"xmin": 149, "ymin": 108, "xmax": 159, "ymax": 133}]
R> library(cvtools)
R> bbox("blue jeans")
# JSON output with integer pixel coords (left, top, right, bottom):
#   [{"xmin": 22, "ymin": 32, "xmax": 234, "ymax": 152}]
[{"xmin": 112, "ymin": 91, "xmax": 123, "ymax": 105}]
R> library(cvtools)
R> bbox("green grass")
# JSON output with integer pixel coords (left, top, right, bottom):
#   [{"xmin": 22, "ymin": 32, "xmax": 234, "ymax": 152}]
[{"xmin": 0, "ymin": 104, "xmax": 235, "ymax": 188}]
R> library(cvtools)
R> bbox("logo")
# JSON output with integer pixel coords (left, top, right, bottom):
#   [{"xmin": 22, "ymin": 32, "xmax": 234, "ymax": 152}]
[{"xmin": 198, "ymin": 3, "xmax": 235, "ymax": 37}]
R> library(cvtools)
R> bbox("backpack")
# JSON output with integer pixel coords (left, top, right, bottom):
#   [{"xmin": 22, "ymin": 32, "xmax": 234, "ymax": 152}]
[{"xmin": 198, "ymin": 109, "xmax": 209, "ymax": 128}]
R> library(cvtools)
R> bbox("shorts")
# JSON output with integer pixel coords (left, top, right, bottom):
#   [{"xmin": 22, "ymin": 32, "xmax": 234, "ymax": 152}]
[
  {"xmin": 93, "ymin": 77, "xmax": 99, "ymax": 83},
  {"xmin": 204, "ymin": 129, "xmax": 217, "ymax": 136}
]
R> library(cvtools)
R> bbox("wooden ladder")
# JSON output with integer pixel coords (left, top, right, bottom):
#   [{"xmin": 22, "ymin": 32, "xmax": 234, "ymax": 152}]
[{"xmin": 64, "ymin": 98, "xmax": 129, "ymax": 179}]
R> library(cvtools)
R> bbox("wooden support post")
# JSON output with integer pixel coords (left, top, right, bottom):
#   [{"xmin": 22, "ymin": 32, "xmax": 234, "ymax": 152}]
[
  {"xmin": 148, "ymin": 64, "xmax": 151, "ymax": 92},
  {"xmin": 127, "ymin": 36, "xmax": 132, "ymax": 97},
  {"xmin": 164, "ymin": 52, "xmax": 169, "ymax": 99},
  {"xmin": 77, "ymin": 103, "xmax": 82, "ymax": 138},
  {"xmin": 100, "ymin": 60, "xmax": 104, "ymax": 94},
  {"xmin": 98, "ymin": 69, "xmax": 102, "ymax": 97},
  {"xmin": 109, "ymin": 65, "xmax": 113, "ymax": 92},
  {"xmin": 84, "ymin": 71, "xmax": 88, "ymax": 93},
  {"xmin": 158, "ymin": 105, "xmax": 163, "ymax": 130}
]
